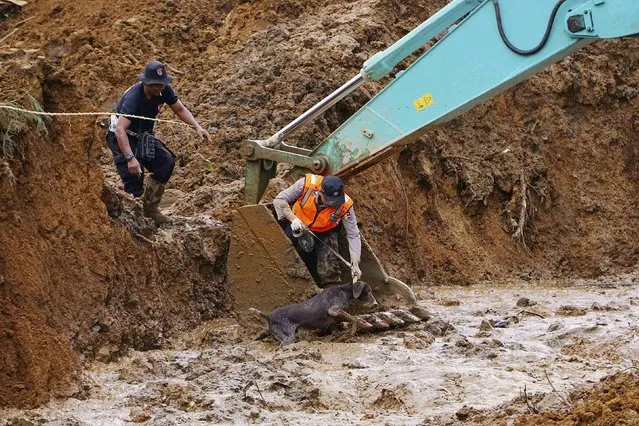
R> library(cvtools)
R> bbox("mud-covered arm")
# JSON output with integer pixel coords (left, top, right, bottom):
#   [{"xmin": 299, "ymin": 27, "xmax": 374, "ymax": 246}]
[
  {"xmin": 342, "ymin": 207, "xmax": 361, "ymax": 264},
  {"xmin": 273, "ymin": 177, "xmax": 305, "ymax": 221},
  {"xmin": 169, "ymin": 100, "xmax": 211, "ymax": 141}
]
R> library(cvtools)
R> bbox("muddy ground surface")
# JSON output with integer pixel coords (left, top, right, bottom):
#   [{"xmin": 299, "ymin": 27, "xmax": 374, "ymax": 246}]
[
  {"xmin": 1, "ymin": 277, "xmax": 637, "ymax": 424},
  {"xmin": 1, "ymin": 0, "xmax": 639, "ymax": 422}
]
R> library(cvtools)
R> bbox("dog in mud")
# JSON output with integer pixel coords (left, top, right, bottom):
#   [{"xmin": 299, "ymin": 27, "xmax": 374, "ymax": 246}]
[{"xmin": 250, "ymin": 281, "xmax": 378, "ymax": 345}]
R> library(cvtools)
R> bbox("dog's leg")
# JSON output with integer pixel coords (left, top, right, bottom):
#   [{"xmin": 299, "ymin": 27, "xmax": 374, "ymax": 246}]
[
  {"xmin": 254, "ymin": 328, "xmax": 270, "ymax": 341},
  {"xmin": 246, "ymin": 308, "xmax": 272, "ymax": 341},
  {"xmin": 249, "ymin": 307, "xmax": 268, "ymax": 319},
  {"xmin": 330, "ymin": 321, "xmax": 360, "ymax": 342},
  {"xmin": 270, "ymin": 321, "xmax": 298, "ymax": 346},
  {"xmin": 269, "ymin": 323, "xmax": 288, "ymax": 345}
]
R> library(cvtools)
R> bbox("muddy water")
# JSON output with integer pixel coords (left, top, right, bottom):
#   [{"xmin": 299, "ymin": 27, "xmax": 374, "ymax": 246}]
[{"xmin": 1, "ymin": 277, "xmax": 637, "ymax": 425}]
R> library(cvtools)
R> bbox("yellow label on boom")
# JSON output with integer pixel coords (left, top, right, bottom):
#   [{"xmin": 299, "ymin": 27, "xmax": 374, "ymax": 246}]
[{"xmin": 413, "ymin": 93, "xmax": 434, "ymax": 111}]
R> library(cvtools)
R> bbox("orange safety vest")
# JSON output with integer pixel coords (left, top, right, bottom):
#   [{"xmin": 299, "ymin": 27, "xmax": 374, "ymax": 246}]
[{"xmin": 292, "ymin": 174, "xmax": 354, "ymax": 233}]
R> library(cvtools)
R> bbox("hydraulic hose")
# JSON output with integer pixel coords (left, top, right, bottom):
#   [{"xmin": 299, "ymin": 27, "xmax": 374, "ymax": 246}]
[{"xmin": 492, "ymin": 0, "xmax": 569, "ymax": 55}]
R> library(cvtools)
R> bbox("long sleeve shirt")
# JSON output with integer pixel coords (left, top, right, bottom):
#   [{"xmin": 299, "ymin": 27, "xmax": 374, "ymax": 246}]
[{"xmin": 273, "ymin": 178, "xmax": 362, "ymax": 263}]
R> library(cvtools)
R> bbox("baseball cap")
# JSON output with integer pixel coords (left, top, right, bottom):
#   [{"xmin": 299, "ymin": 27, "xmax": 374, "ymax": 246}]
[{"xmin": 321, "ymin": 175, "xmax": 345, "ymax": 206}]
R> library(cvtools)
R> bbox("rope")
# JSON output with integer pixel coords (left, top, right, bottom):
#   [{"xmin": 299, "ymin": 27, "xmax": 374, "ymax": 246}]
[{"xmin": 0, "ymin": 104, "xmax": 194, "ymax": 128}]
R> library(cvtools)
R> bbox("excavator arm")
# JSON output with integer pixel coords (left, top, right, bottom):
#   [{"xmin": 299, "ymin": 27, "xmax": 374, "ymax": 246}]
[
  {"xmin": 242, "ymin": 0, "xmax": 639, "ymax": 202},
  {"xmin": 231, "ymin": 0, "xmax": 639, "ymax": 313}
]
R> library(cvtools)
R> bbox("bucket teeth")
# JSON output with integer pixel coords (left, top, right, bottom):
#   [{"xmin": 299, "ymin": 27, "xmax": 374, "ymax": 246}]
[
  {"xmin": 375, "ymin": 312, "xmax": 405, "ymax": 327},
  {"xmin": 355, "ymin": 318, "xmax": 374, "ymax": 330},
  {"xmin": 390, "ymin": 309, "xmax": 422, "ymax": 323},
  {"xmin": 409, "ymin": 305, "xmax": 432, "ymax": 320},
  {"xmin": 360, "ymin": 314, "xmax": 390, "ymax": 330},
  {"xmin": 351, "ymin": 306, "xmax": 430, "ymax": 334}
]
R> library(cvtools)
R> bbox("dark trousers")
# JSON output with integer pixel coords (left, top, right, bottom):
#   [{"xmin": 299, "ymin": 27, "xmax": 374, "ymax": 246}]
[
  {"xmin": 283, "ymin": 223, "xmax": 342, "ymax": 287},
  {"xmin": 106, "ymin": 131, "xmax": 175, "ymax": 197}
]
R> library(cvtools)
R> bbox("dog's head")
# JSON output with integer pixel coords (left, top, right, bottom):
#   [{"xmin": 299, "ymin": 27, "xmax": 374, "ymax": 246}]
[{"xmin": 351, "ymin": 281, "xmax": 378, "ymax": 307}]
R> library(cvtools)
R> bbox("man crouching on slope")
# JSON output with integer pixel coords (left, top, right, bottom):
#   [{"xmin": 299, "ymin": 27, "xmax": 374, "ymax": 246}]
[{"xmin": 106, "ymin": 60, "xmax": 211, "ymax": 224}]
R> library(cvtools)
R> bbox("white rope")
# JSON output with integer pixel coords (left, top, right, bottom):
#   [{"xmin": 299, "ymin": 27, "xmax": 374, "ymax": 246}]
[{"xmin": 0, "ymin": 104, "xmax": 194, "ymax": 128}]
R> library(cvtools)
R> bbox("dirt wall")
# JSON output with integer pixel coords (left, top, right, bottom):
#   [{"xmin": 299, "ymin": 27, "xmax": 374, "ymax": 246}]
[{"xmin": 0, "ymin": 58, "xmax": 229, "ymax": 407}]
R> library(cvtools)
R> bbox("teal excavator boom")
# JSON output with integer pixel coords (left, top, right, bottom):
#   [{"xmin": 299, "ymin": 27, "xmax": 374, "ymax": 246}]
[{"xmin": 230, "ymin": 0, "xmax": 639, "ymax": 313}]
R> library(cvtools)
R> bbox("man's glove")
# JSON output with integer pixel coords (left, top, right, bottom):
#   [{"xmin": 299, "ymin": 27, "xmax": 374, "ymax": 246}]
[
  {"xmin": 291, "ymin": 217, "xmax": 305, "ymax": 235},
  {"xmin": 351, "ymin": 261, "xmax": 362, "ymax": 282}
]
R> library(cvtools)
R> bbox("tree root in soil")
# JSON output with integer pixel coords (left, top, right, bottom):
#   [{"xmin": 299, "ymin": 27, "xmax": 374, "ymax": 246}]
[
  {"xmin": 0, "ymin": 159, "xmax": 16, "ymax": 187},
  {"xmin": 511, "ymin": 169, "xmax": 536, "ymax": 249},
  {"xmin": 512, "ymin": 170, "xmax": 529, "ymax": 247}
]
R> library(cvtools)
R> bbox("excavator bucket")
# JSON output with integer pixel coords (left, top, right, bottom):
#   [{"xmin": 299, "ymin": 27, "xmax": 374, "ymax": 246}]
[{"xmin": 229, "ymin": 204, "xmax": 417, "ymax": 314}]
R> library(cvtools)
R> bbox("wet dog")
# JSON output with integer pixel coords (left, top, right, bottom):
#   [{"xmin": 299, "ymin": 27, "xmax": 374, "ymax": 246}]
[{"xmin": 250, "ymin": 281, "xmax": 378, "ymax": 345}]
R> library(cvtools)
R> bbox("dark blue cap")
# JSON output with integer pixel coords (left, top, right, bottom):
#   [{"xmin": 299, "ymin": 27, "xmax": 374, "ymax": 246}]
[
  {"xmin": 137, "ymin": 60, "xmax": 174, "ymax": 85},
  {"xmin": 321, "ymin": 175, "xmax": 345, "ymax": 206}
]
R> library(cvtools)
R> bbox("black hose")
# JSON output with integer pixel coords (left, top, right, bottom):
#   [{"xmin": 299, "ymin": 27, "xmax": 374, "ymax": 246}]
[{"xmin": 492, "ymin": 0, "xmax": 569, "ymax": 56}]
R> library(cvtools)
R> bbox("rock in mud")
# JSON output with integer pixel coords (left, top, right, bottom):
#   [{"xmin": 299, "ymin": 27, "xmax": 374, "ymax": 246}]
[
  {"xmin": 556, "ymin": 305, "xmax": 587, "ymax": 316},
  {"xmin": 516, "ymin": 297, "xmax": 537, "ymax": 307},
  {"xmin": 6, "ymin": 419, "xmax": 37, "ymax": 426},
  {"xmin": 372, "ymin": 388, "xmax": 404, "ymax": 410},
  {"xmin": 535, "ymin": 392, "xmax": 569, "ymax": 413},
  {"xmin": 454, "ymin": 336, "xmax": 472, "ymax": 348},
  {"xmin": 415, "ymin": 331, "xmax": 436, "ymax": 345},
  {"xmin": 479, "ymin": 319, "xmax": 493, "ymax": 331},
  {"xmin": 342, "ymin": 361, "xmax": 368, "ymax": 369},
  {"xmin": 403, "ymin": 334, "xmax": 430, "ymax": 350},
  {"xmin": 95, "ymin": 344, "xmax": 119, "ymax": 363},
  {"xmin": 547, "ymin": 322, "xmax": 564, "ymax": 332},
  {"xmin": 455, "ymin": 406, "xmax": 480, "ymax": 421},
  {"xmin": 425, "ymin": 319, "xmax": 455, "ymax": 336},
  {"xmin": 129, "ymin": 408, "xmax": 152, "ymax": 423}
]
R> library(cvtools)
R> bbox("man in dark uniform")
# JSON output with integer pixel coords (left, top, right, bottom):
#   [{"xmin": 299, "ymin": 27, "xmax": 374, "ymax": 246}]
[{"xmin": 106, "ymin": 60, "xmax": 211, "ymax": 224}]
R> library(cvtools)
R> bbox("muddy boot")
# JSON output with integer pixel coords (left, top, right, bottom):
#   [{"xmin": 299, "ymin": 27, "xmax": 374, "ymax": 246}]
[{"xmin": 142, "ymin": 177, "xmax": 171, "ymax": 225}]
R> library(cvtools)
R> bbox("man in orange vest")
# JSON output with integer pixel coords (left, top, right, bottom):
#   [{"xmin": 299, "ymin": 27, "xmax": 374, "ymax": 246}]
[{"xmin": 273, "ymin": 174, "xmax": 362, "ymax": 287}]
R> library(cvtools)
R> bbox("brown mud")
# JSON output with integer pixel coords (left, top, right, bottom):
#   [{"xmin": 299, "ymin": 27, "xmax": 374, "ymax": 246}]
[
  {"xmin": 0, "ymin": 277, "xmax": 637, "ymax": 424},
  {"xmin": 0, "ymin": 0, "xmax": 638, "ymax": 423}
]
